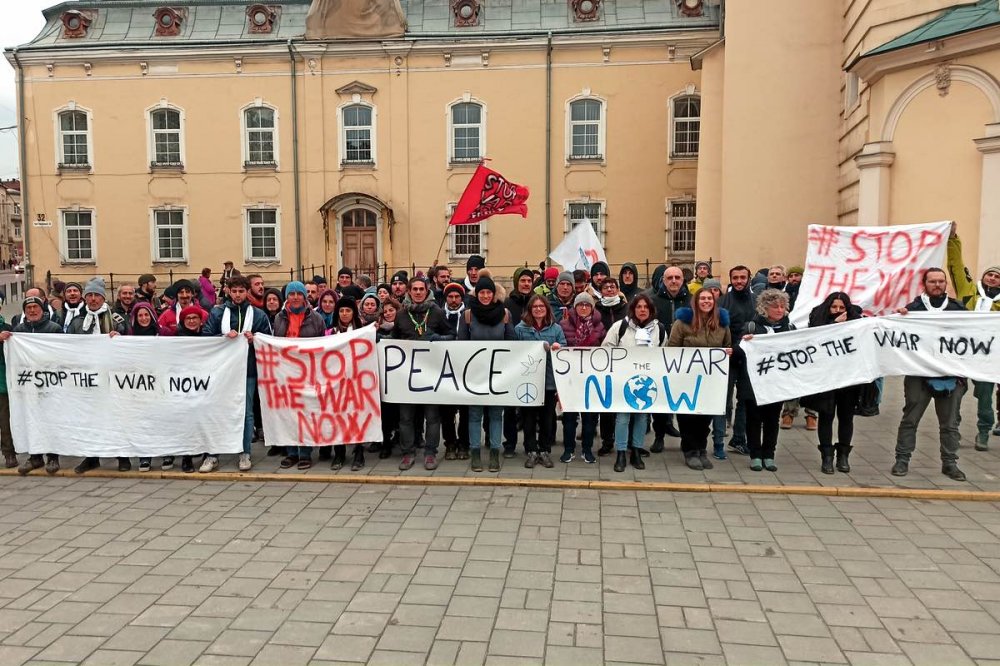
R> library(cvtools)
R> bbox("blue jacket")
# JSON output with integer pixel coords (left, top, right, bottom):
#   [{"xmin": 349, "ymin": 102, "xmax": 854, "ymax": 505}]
[
  {"xmin": 514, "ymin": 321, "xmax": 567, "ymax": 391},
  {"xmin": 203, "ymin": 302, "xmax": 272, "ymax": 377}
]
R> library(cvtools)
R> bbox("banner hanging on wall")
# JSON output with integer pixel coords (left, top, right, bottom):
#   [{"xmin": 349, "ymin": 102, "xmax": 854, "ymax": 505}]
[{"xmin": 6, "ymin": 335, "xmax": 248, "ymax": 457}]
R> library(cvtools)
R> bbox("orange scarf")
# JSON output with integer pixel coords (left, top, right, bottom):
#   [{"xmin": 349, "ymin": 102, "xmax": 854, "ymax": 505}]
[{"xmin": 285, "ymin": 308, "xmax": 305, "ymax": 338}]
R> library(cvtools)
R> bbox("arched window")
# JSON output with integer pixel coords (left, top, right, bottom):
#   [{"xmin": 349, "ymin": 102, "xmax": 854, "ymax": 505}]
[
  {"xmin": 340, "ymin": 103, "xmax": 375, "ymax": 165},
  {"xmin": 57, "ymin": 109, "xmax": 91, "ymax": 168},
  {"xmin": 672, "ymin": 95, "xmax": 700, "ymax": 158},
  {"xmin": 449, "ymin": 101, "xmax": 484, "ymax": 163},
  {"xmin": 244, "ymin": 105, "xmax": 276, "ymax": 166},
  {"xmin": 149, "ymin": 106, "xmax": 183, "ymax": 167}
]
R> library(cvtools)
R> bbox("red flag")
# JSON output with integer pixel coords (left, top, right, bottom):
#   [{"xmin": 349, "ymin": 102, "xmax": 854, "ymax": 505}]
[{"xmin": 449, "ymin": 164, "xmax": 529, "ymax": 226}]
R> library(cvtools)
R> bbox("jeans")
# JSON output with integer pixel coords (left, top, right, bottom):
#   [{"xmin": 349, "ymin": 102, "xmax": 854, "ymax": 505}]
[
  {"xmin": 562, "ymin": 412, "xmax": 597, "ymax": 453},
  {"xmin": 745, "ymin": 399, "xmax": 782, "ymax": 460},
  {"xmin": 817, "ymin": 386, "xmax": 860, "ymax": 449},
  {"xmin": 895, "ymin": 376, "xmax": 962, "ymax": 464},
  {"xmin": 615, "ymin": 413, "xmax": 648, "ymax": 451},
  {"xmin": 677, "ymin": 413, "xmax": 712, "ymax": 454},
  {"xmin": 243, "ymin": 377, "xmax": 256, "ymax": 455},
  {"xmin": 728, "ymin": 376, "xmax": 747, "ymax": 444},
  {"xmin": 400, "ymin": 404, "xmax": 440, "ymax": 456},
  {"xmin": 711, "ymin": 415, "xmax": 726, "ymax": 449},
  {"xmin": 522, "ymin": 391, "xmax": 557, "ymax": 454},
  {"xmin": 469, "ymin": 405, "xmax": 502, "ymax": 450},
  {"xmin": 972, "ymin": 380, "xmax": 996, "ymax": 436}
]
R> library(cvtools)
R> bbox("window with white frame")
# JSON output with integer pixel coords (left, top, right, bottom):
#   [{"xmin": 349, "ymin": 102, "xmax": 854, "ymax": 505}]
[
  {"xmin": 152, "ymin": 208, "xmax": 186, "ymax": 262},
  {"xmin": 669, "ymin": 200, "xmax": 697, "ymax": 254},
  {"xmin": 567, "ymin": 201, "xmax": 606, "ymax": 246},
  {"xmin": 450, "ymin": 102, "xmax": 483, "ymax": 163},
  {"xmin": 569, "ymin": 98, "xmax": 604, "ymax": 160},
  {"xmin": 447, "ymin": 204, "xmax": 485, "ymax": 259},
  {"xmin": 672, "ymin": 95, "xmax": 700, "ymax": 158},
  {"xmin": 61, "ymin": 209, "xmax": 95, "ymax": 262},
  {"xmin": 58, "ymin": 110, "xmax": 90, "ymax": 167},
  {"xmin": 246, "ymin": 208, "xmax": 279, "ymax": 261},
  {"xmin": 150, "ymin": 108, "xmax": 182, "ymax": 166},
  {"xmin": 341, "ymin": 104, "xmax": 374, "ymax": 165},
  {"xmin": 244, "ymin": 106, "xmax": 276, "ymax": 166}
]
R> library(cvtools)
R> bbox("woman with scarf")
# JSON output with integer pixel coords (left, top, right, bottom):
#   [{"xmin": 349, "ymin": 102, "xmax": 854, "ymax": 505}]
[
  {"xmin": 316, "ymin": 289, "xmax": 338, "ymax": 334},
  {"xmin": 263, "ymin": 288, "xmax": 283, "ymax": 326},
  {"xmin": 807, "ymin": 292, "xmax": 864, "ymax": 474},
  {"xmin": 329, "ymin": 296, "xmax": 366, "ymax": 470},
  {"xmin": 129, "ymin": 302, "xmax": 162, "ymax": 472},
  {"xmin": 737, "ymin": 289, "xmax": 795, "ymax": 472},
  {"xmin": 459, "ymin": 276, "xmax": 515, "ymax": 472},
  {"xmin": 359, "ymin": 291, "xmax": 381, "ymax": 326},
  {"xmin": 514, "ymin": 294, "xmax": 566, "ymax": 469},
  {"xmin": 601, "ymin": 293, "xmax": 666, "ymax": 472},
  {"xmin": 375, "ymin": 298, "xmax": 401, "ymax": 460},
  {"xmin": 668, "ymin": 289, "xmax": 733, "ymax": 470},
  {"xmin": 170, "ymin": 305, "xmax": 211, "ymax": 473},
  {"xmin": 559, "ymin": 293, "xmax": 605, "ymax": 464},
  {"xmin": 272, "ymin": 281, "xmax": 327, "ymax": 470}
]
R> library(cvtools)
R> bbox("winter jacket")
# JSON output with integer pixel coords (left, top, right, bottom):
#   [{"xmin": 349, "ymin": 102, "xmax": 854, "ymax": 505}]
[
  {"xmin": 198, "ymin": 276, "xmax": 218, "ymax": 309},
  {"xmin": 514, "ymin": 321, "xmax": 567, "ymax": 391},
  {"xmin": 273, "ymin": 307, "xmax": 327, "ymax": 338},
  {"xmin": 12, "ymin": 317, "xmax": 62, "ymax": 334},
  {"xmin": 458, "ymin": 308, "xmax": 515, "ymax": 342},
  {"xmin": 649, "ymin": 283, "xmax": 691, "ymax": 330},
  {"xmin": 547, "ymin": 291, "xmax": 576, "ymax": 323},
  {"xmin": 393, "ymin": 301, "xmax": 455, "ymax": 341},
  {"xmin": 719, "ymin": 287, "xmax": 757, "ymax": 342},
  {"xmin": 619, "ymin": 262, "xmax": 640, "ymax": 300},
  {"xmin": 668, "ymin": 307, "xmax": 732, "ymax": 349},
  {"xmin": 202, "ymin": 301, "xmax": 272, "ymax": 378},
  {"xmin": 67, "ymin": 309, "xmax": 127, "ymax": 335},
  {"xmin": 948, "ymin": 235, "xmax": 1000, "ymax": 312},
  {"xmin": 504, "ymin": 290, "xmax": 533, "ymax": 324},
  {"xmin": 596, "ymin": 294, "xmax": 628, "ymax": 331},
  {"xmin": 734, "ymin": 314, "xmax": 795, "ymax": 404},
  {"xmin": 560, "ymin": 309, "xmax": 606, "ymax": 347},
  {"xmin": 601, "ymin": 317, "xmax": 667, "ymax": 348},
  {"xmin": 157, "ymin": 303, "xmax": 207, "ymax": 336}
]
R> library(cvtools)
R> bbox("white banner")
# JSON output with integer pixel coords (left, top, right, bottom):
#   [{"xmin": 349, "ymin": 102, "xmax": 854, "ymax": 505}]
[
  {"xmin": 6, "ymin": 335, "xmax": 247, "ymax": 457},
  {"xmin": 254, "ymin": 328, "xmax": 382, "ymax": 446},
  {"xmin": 790, "ymin": 221, "xmax": 950, "ymax": 327},
  {"xmin": 743, "ymin": 312, "xmax": 1000, "ymax": 404},
  {"xmin": 378, "ymin": 340, "xmax": 548, "ymax": 406},
  {"xmin": 551, "ymin": 346, "xmax": 730, "ymax": 414},
  {"xmin": 549, "ymin": 221, "xmax": 608, "ymax": 272}
]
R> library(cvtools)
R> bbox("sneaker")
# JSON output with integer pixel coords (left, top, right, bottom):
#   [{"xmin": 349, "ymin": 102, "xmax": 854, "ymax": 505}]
[
  {"xmin": 199, "ymin": 456, "xmax": 219, "ymax": 473},
  {"xmin": 890, "ymin": 459, "xmax": 908, "ymax": 477},
  {"xmin": 181, "ymin": 456, "xmax": 194, "ymax": 473},
  {"xmin": 444, "ymin": 447, "xmax": 457, "ymax": 461},
  {"xmin": 750, "ymin": 458, "xmax": 763, "ymax": 472},
  {"xmin": 424, "ymin": 455, "xmax": 438, "ymax": 471},
  {"xmin": 238, "ymin": 453, "xmax": 252, "ymax": 472},
  {"xmin": 780, "ymin": 415, "xmax": 793, "ymax": 429},
  {"xmin": 524, "ymin": 453, "xmax": 537, "ymax": 469},
  {"xmin": 138, "ymin": 460, "xmax": 151, "ymax": 473},
  {"xmin": 17, "ymin": 456, "xmax": 43, "ymax": 476},
  {"xmin": 74, "ymin": 458, "xmax": 100, "ymax": 475},
  {"xmin": 297, "ymin": 459, "xmax": 312, "ymax": 470},
  {"xmin": 161, "ymin": 456, "xmax": 174, "ymax": 471},
  {"xmin": 728, "ymin": 439, "xmax": 749, "ymax": 456},
  {"xmin": 942, "ymin": 463, "xmax": 966, "ymax": 481},
  {"xmin": 45, "ymin": 456, "xmax": 60, "ymax": 475},
  {"xmin": 712, "ymin": 447, "xmax": 727, "ymax": 461},
  {"xmin": 805, "ymin": 415, "xmax": 818, "ymax": 431},
  {"xmin": 763, "ymin": 458, "xmax": 778, "ymax": 472},
  {"xmin": 582, "ymin": 450, "xmax": 596, "ymax": 464},
  {"xmin": 560, "ymin": 450, "xmax": 574, "ymax": 463},
  {"xmin": 994, "ymin": 425, "xmax": 1000, "ymax": 436},
  {"xmin": 539, "ymin": 452, "xmax": 554, "ymax": 468},
  {"xmin": 975, "ymin": 432, "xmax": 990, "ymax": 451},
  {"xmin": 399, "ymin": 455, "xmax": 415, "ymax": 471},
  {"xmin": 118, "ymin": 459, "xmax": 131, "ymax": 472}
]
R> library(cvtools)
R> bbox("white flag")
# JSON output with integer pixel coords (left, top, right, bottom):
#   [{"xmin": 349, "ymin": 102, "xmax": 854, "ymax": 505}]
[{"xmin": 549, "ymin": 222, "xmax": 608, "ymax": 271}]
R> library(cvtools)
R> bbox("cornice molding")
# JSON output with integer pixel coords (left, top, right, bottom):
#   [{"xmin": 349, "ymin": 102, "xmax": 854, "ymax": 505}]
[{"xmin": 850, "ymin": 25, "xmax": 1000, "ymax": 84}]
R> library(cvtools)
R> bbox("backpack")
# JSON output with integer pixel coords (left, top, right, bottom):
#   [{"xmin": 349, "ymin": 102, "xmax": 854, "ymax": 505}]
[{"xmin": 616, "ymin": 319, "xmax": 666, "ymax": 346}]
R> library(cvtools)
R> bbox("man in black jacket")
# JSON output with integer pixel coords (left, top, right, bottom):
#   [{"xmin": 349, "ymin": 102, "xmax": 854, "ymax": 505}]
[
  {"xmin": 648, "ymin": 266, "xmax": 689, "ymax": 449},
  {"xmin": 892, "ymin": 268, "xmax": 969, "ymax": 481},
  {"xmin": 719, "ymin": 265, "xmax": 757, "ymax": 454}
]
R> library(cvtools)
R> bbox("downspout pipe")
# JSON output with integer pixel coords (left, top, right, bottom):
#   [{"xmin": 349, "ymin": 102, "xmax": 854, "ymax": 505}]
[
  {"xmin": 287, "ymin": 39, "xmax": 303, "ymax": 279},
  {"xmin": 11, "ymin": 48, "xmax": 31, "ymax": 286},
  {"xmin": 544, "ymin": 31, "xmax": 552, "ymax": 262}
]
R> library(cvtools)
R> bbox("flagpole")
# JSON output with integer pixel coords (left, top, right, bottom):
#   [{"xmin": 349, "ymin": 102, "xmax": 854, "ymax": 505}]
[{"xmin": 433, "ymin": 224, "xmax": 449, "ymax": 266}]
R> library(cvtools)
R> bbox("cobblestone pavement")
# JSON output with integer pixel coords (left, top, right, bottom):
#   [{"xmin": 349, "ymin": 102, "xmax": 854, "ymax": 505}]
[{"xmin": 0, "ymin": 478, "xmax": 999, "ymax": 665}]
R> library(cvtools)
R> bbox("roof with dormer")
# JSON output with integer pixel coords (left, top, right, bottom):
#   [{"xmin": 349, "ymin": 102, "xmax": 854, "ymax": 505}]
[{"xmin": 10, "ymin": 0, "xmax": 720, "ymax": 50}]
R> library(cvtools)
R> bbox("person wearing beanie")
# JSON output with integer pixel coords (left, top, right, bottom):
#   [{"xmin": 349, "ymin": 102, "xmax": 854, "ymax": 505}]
[
  {"xmin": 60, "ymin": 281, "xmax": 86, "ymax": 332},
  {"xmin": 688, "ymin": 260, "xmax": 713, "ymax": 296},
  {"xmin": 157, "ymin": 279, "xmax": 202, "ymax": 336},
  {"xmin": 947, "ymin": 222, "xmax": 1000, "ymax": 450},
  {"xmin": 559, "ymin": 290, "xmax": 606, "ymax": 465},
  {"xmin": 136, "ymin": 273, "xmax": 158, "ymax": 305},
  {"xmin": 702, "ymin": 278, "xmax": 723, "ymax": 297},
  {"xmin": 464, "ymin": 254, "xmax": 486, "ymax": 293},
  {"xmin": 8, "ymin": 296, "xmax": 63, "ymax": 476},
  {"xmin": 390, "ymin": 270, "xmax": 409, "ymax": 300},
  {"xmin": 589, "ymin": 261, "xmax": 610, "ymax": 292},
  {"xmin": 439, "ymin": 281, "xmax": 471, "ymax": 461},
  {"xmin": 534, "ymin": 266, "xmax": 560, "ymax": 299},
  {"xmin": 359, "ymin": 291, "xmax": 381, "ymax": 326},
  {"xmin": 335, "ymin": 267, "xmax": 365, "ymax": 300},
  {"xmin": 376, "ymin": 283, "xmax": 391, "ymax": 303},
  {"xmin": 547, "ymin": 271, "xmax": 576, "ymax": 323},
  {"xmin": 312, "ymin": 274, "xmax": 328, "ymax": 290},
  {"xmin": 476, "ymin": 269, "xmax": 505, "ymax": 303}
]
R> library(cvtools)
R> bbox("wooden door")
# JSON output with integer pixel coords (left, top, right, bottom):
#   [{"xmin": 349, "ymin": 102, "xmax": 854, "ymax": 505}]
[{"xmin": 341, "ymin": 208, "xmax": 378, "ymax": 282}]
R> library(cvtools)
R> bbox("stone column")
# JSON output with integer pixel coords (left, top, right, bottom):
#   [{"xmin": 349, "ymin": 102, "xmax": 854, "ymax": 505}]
[
  {"xmin": 854, "ymin": 141, "xmax": 895, "ymax": 227},
  {"xmin": 974, "ymin": 123, "xmax": 1000, "ymax": 272}
]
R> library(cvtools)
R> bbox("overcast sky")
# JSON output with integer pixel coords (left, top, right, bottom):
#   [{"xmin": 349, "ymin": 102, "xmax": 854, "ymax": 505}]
[{"xmin": 0, "ymin": 1, "xmax": 52, "ymax": 179}]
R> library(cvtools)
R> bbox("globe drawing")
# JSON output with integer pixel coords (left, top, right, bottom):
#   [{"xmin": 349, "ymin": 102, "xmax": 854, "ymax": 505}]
[{"xmin": 623, "ymin": 375, "xmax": 657, "ymax": 411}]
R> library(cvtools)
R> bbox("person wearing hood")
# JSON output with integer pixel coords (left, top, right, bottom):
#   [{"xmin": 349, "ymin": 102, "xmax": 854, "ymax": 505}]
[
  {"xmin": 559, "ymin": 292, "xmax": 606, "ymax": 464},
  {"xmin": 201, "ymin": 275, "xmax": 272, "ymax": 474},
  {"xmin": 459, "ymin": 276, "xmax": 516, "ymax": 472},
  {"xmin": 440, "ymin": 283, "xmax": 470, "ymax": 461},
  {"xmin": 464, "ymin": 254, "xmax": 485, "ymax": 294},
  {"xmin": 648, "ymin": 266, "xmax": 688, "ymax": 447},
  {"xmin": 263, "ymin": 288, "xmax": 283, "ymax": 325},
  {"xmin": 719, "ymin": 265, "xmax": 757, "ymax": 456},
  {"xmin": 649, "ymin": 264, "xmax": 667, "ymax": 290},
  {"xmin": 534, "ymin": 266, "xmax": 560, "ymax": 299},
  {"xmin": 394, "ymin": 277, "xmax": 455, "ymax": 472},
  {"xmin": 515, "ymin": 294, "xmax": 567, "ymax": 469},
  {"xmin": 807, "ymin": 292, "xmax": 864, "ymax": 475},
  {"xmin": 60, "ymin": 281, "xmax": 86, "ymax": 332},
  {"xmin": 547, "ymin": 271, "xmax": 576, "ymax": 323},
  {"xmin": 316, "ymin": 289, "xmax": 338, "ymax": 334},
  {"xmin": 947, "ymin": 222, "xmax": 1000, "ymax": 451},
  {"xmin": 157, "ymin": 279, "xmax": 203, "ymax": 336},
  {"xmin": 358, "ymin": 291, "xmax": 381, "ymax": 326},
  {"xmin": 669, "ymin": 289, "xmax": 732, "ymax": 469},
  {"xmin": 70, "ymin": 278, "xmax": 129, "ymax": 475},
  {"xmin": 7, "ymin": 296, "xmax": 63, "ymax": 476},
  {"xmin": 506, "ymin": 267, "xmax": 535, "ymax": 324},
  {"xmin": 589, "ymin": 261, "xmax": 610, "ymax": 294},
  {"xmin": 737, "ymin": 289, "xmax": 795, "ymax": 473},
  {"xmin": 619, "ymin": 262, "xmax": 640, "ymax": 301},
  {"xmin": 129, "ymin": 302, "xmax": 159, "ymax": 337},
  {"xmin": 687, "ymin": 260, "xmax": 713, "ymax": 296}
]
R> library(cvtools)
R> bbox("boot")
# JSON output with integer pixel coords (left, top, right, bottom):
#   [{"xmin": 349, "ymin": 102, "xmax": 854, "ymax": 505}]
[
  {"xmin": 597, "ymin": 442, "xmax": 614, "ymax": 457},
  {"xmin": 444, "ymin": 443, "xmax": 457, "ymax": 461},
  {"xmin": 835, "ymin": 442, "xmax": 852, "ymax": 473},
  {"xmin": 613, "ymin": 451, "xmax": 627, "ymax": 473},
  {"xmin": 650, "ymin": 437, "xmax": 665, "ymax": 454},
  {"xmin": 664, "ymin": 416, "xmax": 681, "ymax": 438},
  {"xmin": 684, "ymin": 451, "xmax": 703, "ymax": 471},
  {"xmin": 630, "ymin": 448, "xmax": 645, "ymax": 470},
  {"xmin": 819, "ymin": 445, "xmax": 835, "ymax": 475},
  {"xmin": 471, "ymin": 449, "xmax": 483, "ymax": 472},
  {"xmin": 351, "ymin": 446, "xmax": 365, "ymax": 471},
  {"xmin": 489, "ymin": 449, "xmax": 500, "ymax": 472},
  {"xmin": 331, "ymin": 445, "xmax": 346, "ymax": 470}
]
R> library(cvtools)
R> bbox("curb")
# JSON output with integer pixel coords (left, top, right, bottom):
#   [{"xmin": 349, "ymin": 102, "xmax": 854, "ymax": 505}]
[{"xmin": 2, "ymin": 468, "xmax": 999, "ymax": 502}]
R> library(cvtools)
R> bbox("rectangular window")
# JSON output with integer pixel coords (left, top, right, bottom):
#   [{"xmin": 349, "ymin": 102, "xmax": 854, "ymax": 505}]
[
  {"xmin": 342, "ymin": 105, "xmax": 373, "ymax": 164},
  {"xmin": 570, "ymin": 99, "xmax": 603, "ymax": 159},
  {"xmin": 62, "ymin": 210, "xmax": 94, "ymax": 263},
  {"xmin": 245, "ymin": 107, "xmax": 276, "ymax": 165},
  {"xmin": 59, "ymin": 111, "xmax": 90, "ymax": 167},
  {"xmin": 448, "ymin": 204, "xmax": 483, "ymax": 258},
  {"xmin": 247, "ymin": 208, "xmax": 279, "ymax": 261},
  {"xmin": 451, "ymin": 103, "xmax": 483, "ymax": 162},
  {"xmin": 568, "ymin": 202, "xmax": 602, "ymax": 235},
  {"xmin": 153, "ymin": 209, "xmax": 186, "ymax": 262},
  {"xmin": 845, "ymin": 72, "xmax": 860, "ymax": 111},
  {"xmin": 151, "ymin": 109, "xmax": 182, "ymax": 166},
  {"xmin": 672, "ymin": 96, "xmax": 701, "ymax": 158},
  {"xmin": 670, "ymin": 200, "xmax": 697, "ymax": 254}
]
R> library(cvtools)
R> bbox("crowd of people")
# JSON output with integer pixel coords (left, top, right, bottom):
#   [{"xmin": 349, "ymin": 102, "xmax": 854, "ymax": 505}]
[{"xmin": 0, "ymin": 221, "xmax": 997, "ymax": 481}]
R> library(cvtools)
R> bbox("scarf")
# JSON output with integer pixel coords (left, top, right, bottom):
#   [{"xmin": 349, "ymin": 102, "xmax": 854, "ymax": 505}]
[
  {"xmin": 975, "ymin": 281, "xmax": 1000, "ymax": 311},
  {"xmin": 337, "ymin": 322, "xmax": 355, "ymax": 334},
  {"xmin": 632, "ymin": 318, "xmax": 655, "ymax": 347},
  {"xmin": 568, "ymin": 312, "xmax": 595, "ymax": 346},
  {"xmin": 444, "ymin": 302, "xmax": 465, "ymax": 333},
  {"xmin": 284, "ymin": 305, "xmax": 305, "ymax": 338},
  {"xmin": 63, "ymin": 300, "xmax": 85, "ymax": 331},
  {"xmin": 600, "ymin": 295, "xmax": 623, "ymax": 308},
  {"xmin": 318, "ymin": 308, "xmax": 335, "ymax": 330},
  {"xmin": 470, "ymin": 299, "xmax": 506, "ymax": 326},
  {"xmin": 378, "ymin": 319, "xmax": 394, "ymax": 333},
  {"xmin": 920, "ymin": 293, "xmax": 948, "ymax": 312},
  {"xmin": 221, "ymin": 303, "xmax": 254, "ymax": 334},
  {"xmin": 81, "ymin": 303, "xmax": 110, "ymax": 335}
]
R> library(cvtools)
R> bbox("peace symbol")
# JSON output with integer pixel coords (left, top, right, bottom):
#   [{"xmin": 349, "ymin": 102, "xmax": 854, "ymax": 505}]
[{"xmin": 517, "ymin": 383, "xmax": 537, "ymax": 404}]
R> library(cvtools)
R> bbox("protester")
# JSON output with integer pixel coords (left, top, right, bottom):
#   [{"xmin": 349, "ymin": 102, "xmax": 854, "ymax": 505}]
[
  {"xmin": 431, "ymin": 265, "xmax": 452, "ymax": 306},
  {"xmin": 947, "ymin": 222, "xmax": 1000, "ymax": 451},
  {"xmin": 136, "ymin": 273, "xmax": 158, "ymax": 306},
  {"xmin": 157, "ymin": 280, "xmax": 201, "ymax": 336},
  {"xmin": 336, "ymin": 267, "xmax": 365, "ymax": 300},
  {"xmin": 548, "ymin": 271, "xmax": 576, "ymax": 322},
  {"xmin": 464, "ymin": 255, "xmax": 485, "ymax": 294},
  {"xmin": 199, "ymin": 268, "xmax": 218, "ymax": 307},
  {"xmin": 375, "ymin": 298, "xmax": 401, "ymax": 459},
  {"xmin": 572, "ymin": 269, "xmax": 590, "ymax": 296},
  {"xmin": 112, "ymin": 284, "xmax": 137, "ymax": 321},
  {"xmin": 892, "ymin": 268, "xmax": 969, "ymax": 481},
  {"xmin": 0, "ymin": 311, "xmax": 12, "ymax": 469},
  {"xmin": 589, "ymin": 261, "xmax": 610, "ymax": 293},
  {"xmin": 534, "ymin": 266, "xmax": 559, "ymax": 298},
  {"xmin": 247, "ymin": 274, "xmax": 266, "ymax": 308},
  {"xmin": 441, "ymin": 283, "xmax": 470, "ymax": 461},
  {"xmin": 514, "ymin": 294, "xmax": 566, "ymax": 469},
  {"xmin": 649, "ymin": 266, "xmax": 688, "ymax": 449},
  {"xmin": 129, "ymin": 302, "xmax": 159, "ymax": 338},
  {"xmin": 559, "ymin": 292, "xmax": 606, "ymax": 464},
  {"xmin": 306, "ymin": 282, "xmax": 319, "ymax": 308},
  {"xmin": 619, "ymin": 262, "xmax": 640, "ymax": 301},
  {"xmin": 595, "ymin": 277, "xmax": 629, "ymax": 456},
  {"xmin": 459, "ymin": 276, "xmax": 515, "ymax": 472},
  {"xmin": 390, "ymin": 271, "xmax": 409, "ymax": 301},
  {"xmin": 719, "ymin": 265, "xmax": 756, "ymax": 455},
  {"xmin": 376, "ymin": 283, "xmax": 391, "ymax": 303},
  {"xmin": 738, "ymin": 289, "xmax": 793, "ymax": 472},
  {"xmin": 60, "ymin": 281, "xmax": 86, "ymax": 332},
  {"xmin": 168, "ymin": 305, "xmax": 208, "ymax": 473},
  {"xmin": 777, "ymin": 262, "xmax": 815, "ymax": 433},
  {"xmin": 201, "ymin": 275, "xmax": 272, "ymax": 473},
  {"xmin": 687, "ymin": 260, "xmax": 712, "ymax": 295},
  {"xmin": 506, "ymin": 267, "xmax": 535, "ymax": 323},
  {"xmin": 601, "ymin": 293, "xmax": 666, "ymax": 472},
  {"xmin": 358, "ymin": 291, "xmax": 381, "ymax": 326},
  {"xmin": 334, "ymin": 296, "xmax": 363, "ymax": 333},
  {"xmin": 312, "ymin": 274, "xmax": 328, "ymax": 291},
  {"xmin": 263, "ymin": 287, "xmax": 283, "ymax": 326},
  {"xmin": 316, "ymin": 289, "xmax": 338, "ymax": 334}
]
